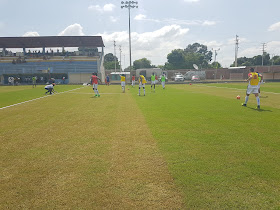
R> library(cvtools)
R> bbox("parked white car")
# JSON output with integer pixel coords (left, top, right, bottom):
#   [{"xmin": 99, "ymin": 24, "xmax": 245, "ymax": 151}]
[{"xmin": 175, "ymin": 74, "xmax": 184, "ymax": 82}]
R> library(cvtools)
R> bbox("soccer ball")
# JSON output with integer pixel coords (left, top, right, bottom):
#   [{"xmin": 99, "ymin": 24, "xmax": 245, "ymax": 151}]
[
  {"xmin": 237, "ymin": 95, "xmax": 240, "ymax": 100},
  {"xmin": 127, "ymin": 88, "xmax": 130, "ymax": 90},
  {"xmin": 189, "ymin": 83, "xmax": 192, "ymax": 85}
]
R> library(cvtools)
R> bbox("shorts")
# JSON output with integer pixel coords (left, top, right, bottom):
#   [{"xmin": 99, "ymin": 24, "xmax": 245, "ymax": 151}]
[
  {"xmin": 151, "ymin": 81, "xmax": 156, "ymax": 85},
  {"xmin": 246, "ymin": 84, "xmax": 258, "ymax": 94},
  {"xmin": 93, "ymin": 84, "xmax": 98, "ymax": 89},
  {"xmin": 121, "ymin": 81, "xmax": 125, "ymax": 87},
  {"xmin": 139, "ymin": 82, "xmax": 145, "ymax": 88}
]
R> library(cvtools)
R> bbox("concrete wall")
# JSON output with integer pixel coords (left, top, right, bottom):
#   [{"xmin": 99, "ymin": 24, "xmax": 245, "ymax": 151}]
[{"xmin": 69, "ymin": 73, "xmax": 92, "ymax": 84}]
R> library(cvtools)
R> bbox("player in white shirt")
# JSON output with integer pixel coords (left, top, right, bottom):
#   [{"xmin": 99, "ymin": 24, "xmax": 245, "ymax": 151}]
[{"xmin": 45, "ymin": 83, "xmax": 55, "ymax": 95}]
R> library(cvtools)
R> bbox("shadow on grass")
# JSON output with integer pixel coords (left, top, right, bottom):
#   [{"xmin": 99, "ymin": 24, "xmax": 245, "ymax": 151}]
[{"xmin": 247, "ymin": 107, "xmax": 272, "ymax": 112}]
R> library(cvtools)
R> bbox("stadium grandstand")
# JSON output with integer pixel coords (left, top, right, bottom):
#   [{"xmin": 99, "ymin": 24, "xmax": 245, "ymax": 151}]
[{"xmin": 0, "ymin": 36, "xmax": 105, "ymax": 84}]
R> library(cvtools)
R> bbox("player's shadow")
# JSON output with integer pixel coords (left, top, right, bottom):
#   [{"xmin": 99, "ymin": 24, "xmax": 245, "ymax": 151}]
[
  {"xmin": 247, "ymin": 107, "xmax": 272, "ymax": 112},
  {"xmin": 260, "ymin": 96, "xmax": 268, "ymax": 98}
]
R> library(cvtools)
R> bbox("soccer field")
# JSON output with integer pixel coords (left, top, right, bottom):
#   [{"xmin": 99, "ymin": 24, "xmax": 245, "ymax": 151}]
[{"xmin": 0, "ymin": 83, "xmax": 279, "ymax": 209}]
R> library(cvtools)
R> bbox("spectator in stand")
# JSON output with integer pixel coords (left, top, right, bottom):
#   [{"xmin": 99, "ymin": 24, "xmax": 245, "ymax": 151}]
[{"xmin": 32, "ymin": 76, "xmax": 37, "ymax": 88}]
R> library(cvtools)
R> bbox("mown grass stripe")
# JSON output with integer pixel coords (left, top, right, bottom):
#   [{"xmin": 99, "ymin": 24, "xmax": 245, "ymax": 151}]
[{"xmin": 0, "ymin": 87, "xmax": 84, "ymax": 110}]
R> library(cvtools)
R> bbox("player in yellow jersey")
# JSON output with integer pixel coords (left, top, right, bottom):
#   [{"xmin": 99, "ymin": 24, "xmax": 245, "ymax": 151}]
[
  {"xmin": 138, "ymin": 75, "xmax": 147, "ymax": 96},
  {"xmin": 242, "ymin": 68, "xmax": 263, "ymax": 109},
  {"xmin": 120, "ymin": 74, "xmax": 126, "ymax": 93}
]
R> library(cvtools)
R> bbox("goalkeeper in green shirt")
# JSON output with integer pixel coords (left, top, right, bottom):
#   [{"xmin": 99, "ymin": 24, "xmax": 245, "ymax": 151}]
[{"xmin": 151, "ymin": 73, "xmax": 156, "ymax": 92}]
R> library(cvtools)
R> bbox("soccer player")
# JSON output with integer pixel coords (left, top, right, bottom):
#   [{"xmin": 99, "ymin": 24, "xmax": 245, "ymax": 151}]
[
  {"xmin": 106, "ymin": 74, "xmax": 110, "ymax": 86},
  {"xmin": 91, "ymin": 72, "xmax": 101, "ymax": 97},
  {"xmin": 45, "ymin": 83, "xmax": 55, "ymax": 95},
  {"xmin": 151, "ymin": 73, "xmax": 156, "ymax": 92},
  {"xmin": 32, "ymin": 76, "xmax": 37, "ymax": 88},
  {"xmin": 138, "ymin": 75, "xmax": 147, "ymax": 96},
  {"xmin": 131, "ymin": 75, "xmax": 135, "ymax": 87},
  {"xmin": 161, "ymin": 74, "xmax": 166, "ymax": 89},
  {"xmin": 120, "ymin": 74, "xmax": 126, "ymax": 93},
  {"xmin": 242, "ymin": 68, "xmax": 263, "ymax": 109}
]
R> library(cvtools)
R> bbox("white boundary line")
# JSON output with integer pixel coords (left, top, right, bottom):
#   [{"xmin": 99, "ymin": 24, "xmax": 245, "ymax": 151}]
[
  {"xmin": 195, "ymin": 84, "xmax": 280, "ymax": 95},
  {"xmin": 67, "ymin": 92, "xmax": 121, "ymax": 95},
  {"xmin": 0, "ymin": 87, "xmax": 84, "ymax": 110}
]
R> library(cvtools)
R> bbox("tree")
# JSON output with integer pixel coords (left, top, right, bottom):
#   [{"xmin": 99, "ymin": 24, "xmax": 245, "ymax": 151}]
[
  {"xmin": 231, "ymin": 53, "xmax": 271, "ymax": 66},
  {"xmin": 133, "ymin": 58, "xmax": 152, "ymax": 70},
  {"xmin": 271, "ymin": 55, "xmax": 280, "ymax": 65},
  {"xmin": 104, "ymin": 53, "xmax": 119, "ymax": 70},
  {"xmin": 184, "ymin": 43, "xmax": 212, "ymax": 63},
  {"xmin": 164, "ymin": 43, "xmax": 213, "ymax": 70},
  {"xmin": 165, "ymin": 49, "xmax": 186, "ymax": 70},
  {"xmin": 210, "ymin": 61, "xmax": 222, "ymax": 69}
]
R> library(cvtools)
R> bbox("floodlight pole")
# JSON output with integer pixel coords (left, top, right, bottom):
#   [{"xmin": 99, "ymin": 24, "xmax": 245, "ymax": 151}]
[
  {"xmin": 212, "ymin": 48, "xmax": 220, "ymax": 63},
  {"xmin": 121, "ymin": 1, "xmax": 138, "ymax": 81}
]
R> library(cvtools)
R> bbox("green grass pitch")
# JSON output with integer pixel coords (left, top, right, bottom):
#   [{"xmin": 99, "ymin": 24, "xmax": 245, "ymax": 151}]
[{"xmin": 0, "ymin": 82, "xmax": 279, "ymax": 209}]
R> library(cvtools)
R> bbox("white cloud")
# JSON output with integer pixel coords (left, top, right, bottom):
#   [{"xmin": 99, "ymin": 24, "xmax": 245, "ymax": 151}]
[
  {"xmin": 88, "ymin": 4, "xmax": 115, "ymax": 13},
  {"xmin": 103, "ymin": 4, "xmax": 115, "ymax": 12},
  {"xmin": 184, "ymin": 0, "xmax": 200, "ymax": 2},
  {"xmin": 227, "ymin": 37, "xmax": 248, "ymax": 45},
  {"xmin": 134, "ymin": 15, "xmax": 217, "ymax": 27},
  {"xmin": 202, "ymin": 20, "xmax": 216, "ymax": 26},
  {"xmin": 58, "ymin": 23, "xmax": 84, "ymax": 36},
  {"xmin": 134, "ymin": 14, "xmax": 147, "ymax": 20},
  {"xmin": 88, "ymin": 5, "xmax": 103, "ymax": 12},
  {"xmin": 268, "ymin": 22, "xmax": 280, "ymax": 32},
  {"xmin": 97, "ymin": 25, "xmax": 189, "ymax": 66},
  {"xmin": 110, "ymin": 16, "xmax": 118, "ymax": 22},
  {"xmin": 267, "ymin": 41, "xmax": 280, "ymax": 54},
  {"xmin": 239, "ymin": 47, "xmax": 260, "ymax": 57},
  {"xmin": 23, "ymin": 31, "xmax": 40, "ymax": 36}
]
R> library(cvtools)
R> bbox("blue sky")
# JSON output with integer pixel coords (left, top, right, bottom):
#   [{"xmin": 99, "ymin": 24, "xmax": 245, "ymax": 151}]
[{"xmin": 0, "ymin": 0, "xmax": 280, "ymax": 67}]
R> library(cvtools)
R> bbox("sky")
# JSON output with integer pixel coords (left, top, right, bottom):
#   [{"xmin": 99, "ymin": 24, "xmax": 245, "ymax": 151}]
[{"xmin": 0, "ymin": 0, "xmax": 280, "ymax": 68}]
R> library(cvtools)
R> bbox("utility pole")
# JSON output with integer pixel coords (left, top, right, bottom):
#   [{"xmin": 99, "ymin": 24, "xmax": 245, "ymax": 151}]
[
  {"xmin": 119, "ymin": 45, "xmax": 122, "ymax": 72},
  {"xmin": 114, "ymin": 40, "xmax": 117, "ymax": 73},
  {"xmin": 261, "ymin": 43, "xmax": 267, "ymax": 66},
  {"xmin": 121, "ymin": 1, "xmax": 138, "ymax": 81},
  {"xmin": 235, "ymin": 35, "xmax": 239, "ymax": 67},
  {"xmin": 123, "ymin": 54, "xmax": 125, "ymax": 70},
  {"xmin": 271, "ymin": 54, "xmax": 275, "ymax": 66}
]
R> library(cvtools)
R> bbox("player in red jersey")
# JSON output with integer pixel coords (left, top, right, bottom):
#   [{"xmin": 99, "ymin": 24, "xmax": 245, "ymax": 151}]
[{"xmin": 91, "ymin": 72, "xmax": 101, "ymax": 97}]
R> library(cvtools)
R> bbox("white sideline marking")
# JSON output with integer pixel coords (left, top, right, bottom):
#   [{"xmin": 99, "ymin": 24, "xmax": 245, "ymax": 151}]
[
  {"xmin": 195, "ymin": 84, "xmax": 280, "ymax": 95},
  {"xmin": 0, "ymin": 87, "xmax": 84, "ymax": 110},
  {"xmin": 67, "ymin": 92, "xmax": 121, "ymax": 95}
]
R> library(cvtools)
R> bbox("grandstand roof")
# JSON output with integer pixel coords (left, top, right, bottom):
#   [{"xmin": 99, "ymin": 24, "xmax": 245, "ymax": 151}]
[{"xmin": 0, "ymin": 36, "xmax": 105, "ymax": 48}]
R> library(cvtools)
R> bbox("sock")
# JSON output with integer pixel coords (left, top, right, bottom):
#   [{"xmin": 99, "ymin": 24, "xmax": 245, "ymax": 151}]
[
  {"xmin": 256, "ymin": 96, "xmax": 260, "ymax": 106},
  {"xmin": 144, "ymin": 88, "xmax": 145, "ymax": 95},
  {"xmin": 245, "ymin": 96, "xmax": 249, "ymax": 104},
  {"xmin": 96, "ymin": 89, "xmax": 99, "ymax": 95},
  {"xmin": 139, "ymin": 88, "xmax": 140, "ymax": 95}
]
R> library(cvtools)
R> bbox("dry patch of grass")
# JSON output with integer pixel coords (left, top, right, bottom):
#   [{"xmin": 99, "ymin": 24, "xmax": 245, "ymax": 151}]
[{"xmin": 0, "ymin": 85, "xmax": 184, "ymax": 209}]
